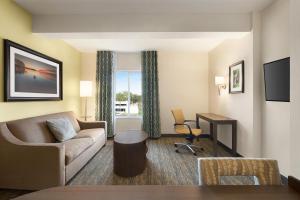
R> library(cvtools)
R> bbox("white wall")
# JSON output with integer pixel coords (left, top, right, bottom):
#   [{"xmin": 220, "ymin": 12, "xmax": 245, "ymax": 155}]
[
  {"xmin": 116, "ymin": 52, "xmax": 141, "ymax": 70},
  {"xmin": 200, "ymin": 0, "xmax": 299, "ymax": 178},
  {"xmin": 261, "ymin": 0, "xmax": 290, "ymax": 176},
  {"xmin": 208, "ymin": 33, "xmax": 261, "ymax": 157},
  {"xmin": 289, "ymin": 0, "xmax": 300, "ymax": 179},
  {"xmin": 207, "ymin": 0, "xmax": 292, "ymax": 175},
  {"xmin": 252, "ymin": 12, "xmax": 263, "ymax": 159},
  {"xmin": 158, "ymin": 51, "xmax": 209, "ymax": 134}
]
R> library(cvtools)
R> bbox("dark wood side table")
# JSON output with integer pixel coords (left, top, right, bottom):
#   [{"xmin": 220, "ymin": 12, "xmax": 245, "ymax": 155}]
[
  {"xmin": 196, "ymin": 113, "xmax": 237, "ymax": 157},
  {"xmin": 288, "ymin": 176, "xmax": 300, "ymax": 192},
  {"xmin": 113, "ymin": 131, "xmax": 148, "ymax": 177}
]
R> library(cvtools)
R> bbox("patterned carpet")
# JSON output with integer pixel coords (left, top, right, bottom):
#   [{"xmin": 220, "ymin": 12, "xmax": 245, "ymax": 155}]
[
  {"xmin": 69, "ymin": 137, "xmax": 231, "ymax": 185},
  {"xmin": 0, "ymin": 137, "xmax": 236, "ymax": 199}
]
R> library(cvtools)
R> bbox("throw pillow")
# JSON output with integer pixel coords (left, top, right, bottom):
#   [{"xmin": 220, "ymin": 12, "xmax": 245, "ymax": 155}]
[{"xmin": 47, "ymin": 118, "xmax": 77, "ymax": 142}]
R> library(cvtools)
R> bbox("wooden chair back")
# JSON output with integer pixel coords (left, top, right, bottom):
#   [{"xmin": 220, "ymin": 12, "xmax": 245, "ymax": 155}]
[{"xmin": 198, "ymin": 158, "xmax": 281, "ymax": 186}]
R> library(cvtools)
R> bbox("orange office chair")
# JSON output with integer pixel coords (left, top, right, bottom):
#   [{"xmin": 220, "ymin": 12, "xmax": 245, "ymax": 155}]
[{"xmin": 171, "ymin": 109, "xmax": 204, "ymax": 156}]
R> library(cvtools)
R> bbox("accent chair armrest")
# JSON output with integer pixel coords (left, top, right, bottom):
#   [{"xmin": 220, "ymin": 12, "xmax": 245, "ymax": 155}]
[
  {"xmin": 184, "ymin": 120, "xmax": 196, "ymax": 122},
  {"xmin": 174, "ymin": 123, "xmax": 193, "ymax": 134}
]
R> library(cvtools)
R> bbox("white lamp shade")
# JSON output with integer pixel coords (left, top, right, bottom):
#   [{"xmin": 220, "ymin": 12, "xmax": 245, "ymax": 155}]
[
  {"xmin": 215, "ymin": 76, "xmax": 225, "ymax": 85},
  {"xmin": 80, "ymin": 81, "xmax": 92, "ymax": 97}
]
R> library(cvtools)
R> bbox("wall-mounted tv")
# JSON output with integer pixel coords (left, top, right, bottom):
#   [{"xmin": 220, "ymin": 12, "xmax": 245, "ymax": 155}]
[{"xmin": 264, "ymin": 57, "xmax": 290, "ymax": 102}]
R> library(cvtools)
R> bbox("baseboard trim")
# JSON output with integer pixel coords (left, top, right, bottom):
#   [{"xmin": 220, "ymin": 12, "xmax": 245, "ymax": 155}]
[
  {"xmin": 161, "ymin": 134, "xmax": 186, "ymax": 138},
  {"xmin": 161, "ymin": 133, "xmax": 210, "ymax": 138},
  {"xmin": 216, "ymin": 140, "xmax": 243, "ymax": 157}
]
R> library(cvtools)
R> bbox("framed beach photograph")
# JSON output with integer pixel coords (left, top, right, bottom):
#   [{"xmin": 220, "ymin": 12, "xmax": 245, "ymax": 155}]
[
  {"xmin": 229, "ymin": 61, "xmax": 244, "ymax": 94},
  {"xmin": 4, "ymin": 40, "xmax": 63, "ymax": 101}
]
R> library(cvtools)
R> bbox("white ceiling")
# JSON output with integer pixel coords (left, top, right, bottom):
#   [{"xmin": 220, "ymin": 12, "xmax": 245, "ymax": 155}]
[
  {"xmin": 15, "ymin": 0, "xmax": 274, "ymax": 15},
  {"xmin": 14, "ymin": 0, "xmax": 271, "ymax": 52},
  {"xmin": 59, "ymin": 32, "xmax": 248, "ymax": 52}
]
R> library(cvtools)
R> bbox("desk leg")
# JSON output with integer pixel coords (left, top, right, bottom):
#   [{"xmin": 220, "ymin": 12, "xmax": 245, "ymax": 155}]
[
  {"xmin": 232, "ymin": 121, "xmax": 237, "ymax": 157},
  {"xmin": 209, "ymin": 123, "xmax": 213, "ymax": 140},
  {"xmin": 196, "ymin": 115, "xmax": 200, "ymax": 129},
  {"xmin": 213, "ymin": 123, "xmax": 218, "ymax": 157}
]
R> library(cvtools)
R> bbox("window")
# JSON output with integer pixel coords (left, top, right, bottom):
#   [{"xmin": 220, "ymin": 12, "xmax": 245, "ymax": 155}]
[{"xmin": 115, "ymin": 71, "xmax": 142, "ymax": 117}]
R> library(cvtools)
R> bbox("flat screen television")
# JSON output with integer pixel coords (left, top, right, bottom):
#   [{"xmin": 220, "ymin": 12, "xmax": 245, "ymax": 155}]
[{"xmin": 264, "ymin": 57, "xmax": 290, "ymax": 102}]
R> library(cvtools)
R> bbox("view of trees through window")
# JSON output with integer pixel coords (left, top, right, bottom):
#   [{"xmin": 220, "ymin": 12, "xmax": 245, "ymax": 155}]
[{"xmin": 115, "ymin": 71, "xmax": 142, "ymax": 116}]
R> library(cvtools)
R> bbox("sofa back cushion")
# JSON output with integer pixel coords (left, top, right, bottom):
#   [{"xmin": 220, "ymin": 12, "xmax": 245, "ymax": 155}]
[{"xmin": 6, "ymin": 112, "xmax": 80, "ymax": 143}]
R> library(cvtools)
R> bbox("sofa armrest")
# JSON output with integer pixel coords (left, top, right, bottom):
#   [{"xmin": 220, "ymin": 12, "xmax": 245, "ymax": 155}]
[
  {"xmin": 0, "ymin": 123, "xmax": 65, "ymax": 190},
  {"xmin": 77, "ymin": 120, "xmax": 106, "ymax": 129},
  {"xmin": 77, "ymin": 120, "xmax": 107, "ymax": 142}
]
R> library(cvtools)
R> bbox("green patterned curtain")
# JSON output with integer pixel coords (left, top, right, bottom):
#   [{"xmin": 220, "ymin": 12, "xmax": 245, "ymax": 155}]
[
  {"xmin": 142, "ymin": 51, "xmax": 161, "ymax": 139},
  {"xmin": 96, "ymin": 51, "xmax": 114, "ymax": 138}
]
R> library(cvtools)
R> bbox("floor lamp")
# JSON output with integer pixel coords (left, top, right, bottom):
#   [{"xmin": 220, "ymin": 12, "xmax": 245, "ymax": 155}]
[{"xmin": 80, "ymin": 81, "xmax": 92, "ymax": 121}]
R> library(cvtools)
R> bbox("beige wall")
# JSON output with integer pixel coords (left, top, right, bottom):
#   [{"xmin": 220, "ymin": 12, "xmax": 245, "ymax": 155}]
[
  {"xmin": 261, "ymin": 0, "xmax": 290, "ymax": 176},
  {"xmin": 81, "ymin": 51, "xmax": 209, "ymax": 134},
  {"xmin": 289, "ymin": 0, "xmax": 300, "ymax": 179},
  {"xmin": 159, "ymin": 51, "xmax": 209, "ymax": 134},
  {"xmin": 0, "ymin": 0, "xmax": 81, "ymax": 122},
  {"xmin": 208, "ymin": 33, "xmax": 260, "ymax": 157}
]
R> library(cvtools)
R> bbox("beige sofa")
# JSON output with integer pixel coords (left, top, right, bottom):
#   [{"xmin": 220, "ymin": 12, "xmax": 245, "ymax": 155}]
[{"xmin": 0, "ymin": 111, "xmax": 107, "ymax": 190}]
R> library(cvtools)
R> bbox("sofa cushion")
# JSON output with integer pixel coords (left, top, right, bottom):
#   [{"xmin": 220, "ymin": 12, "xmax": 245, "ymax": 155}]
[
  {"xmin": 6, "ymin": 112, "xmax": 80, "ymax": 143},
  {"xmin": 75, "ymin": 128, "xmax": 105, "ymax": 142},
  {"xmin": 47, "ymin": 118, "xmax": 77, "ymax": 142},
  {"xmin": 64, "ymin": 138, "xmax": 94, "ymax": 165}
]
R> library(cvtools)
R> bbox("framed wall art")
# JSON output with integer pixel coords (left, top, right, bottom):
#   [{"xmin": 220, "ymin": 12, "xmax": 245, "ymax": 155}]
[
  {"xmin": 4, "ymin": 40, "xmax": 63, "ymax": 101},
  {"xmin": 229, "ymin": 60, "xmax": 244, "ymax": 94}
]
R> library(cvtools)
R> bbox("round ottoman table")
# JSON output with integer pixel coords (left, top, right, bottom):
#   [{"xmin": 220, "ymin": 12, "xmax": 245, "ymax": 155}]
[{"xmin": 113, "ymin": 131, "xmax": 148, "ymax": 177}]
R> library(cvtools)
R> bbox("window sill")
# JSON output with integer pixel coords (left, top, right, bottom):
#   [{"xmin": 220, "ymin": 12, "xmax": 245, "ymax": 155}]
[{"xmin": 115, "ymin": 116, "xmax": 142, "ymax": 120}]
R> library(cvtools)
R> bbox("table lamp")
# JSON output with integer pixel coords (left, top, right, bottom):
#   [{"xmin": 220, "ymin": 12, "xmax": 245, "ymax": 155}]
[{"xmin": 80, "ymin": 81, "xmax": 92, "ymax": 121}]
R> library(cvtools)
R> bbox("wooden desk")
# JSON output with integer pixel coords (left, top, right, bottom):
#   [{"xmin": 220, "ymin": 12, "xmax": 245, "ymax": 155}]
[
  {"xmin": 14, "ymin": 185, "xmax": 300, "ymax": 200},
  {"xmin": 196, "ymin": 113, "xmax": 237, "ymax": 157}
]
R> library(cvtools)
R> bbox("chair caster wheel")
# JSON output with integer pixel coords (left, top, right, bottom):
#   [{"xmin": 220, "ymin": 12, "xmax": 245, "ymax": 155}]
[
  {"xmin": 174, "ymin": 144, "xmax": 177, "ymax": 147},
  {"xmin": 175, "ymin": 150, "xmax": 179, "ymax": 153},
  {"xmin": 193, "ymin": 153, "xmax": 197, "ymax": 156},
  {"xmin": 200, "ymin": 148, "xmax": 204, "ymax": 151}
]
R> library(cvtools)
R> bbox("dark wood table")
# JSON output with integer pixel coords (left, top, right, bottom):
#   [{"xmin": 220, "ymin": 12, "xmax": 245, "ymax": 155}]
[
  {"xmin": 196, "ymin": 113, "xmax": 237, "ymax": 157},
  {"xmin": 114, "ymin": 131, "xmax": 148, "ymax": 177},
  {"xmin": 14, "ymin": 185, "xmax": 300, "ymax": 200}
]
